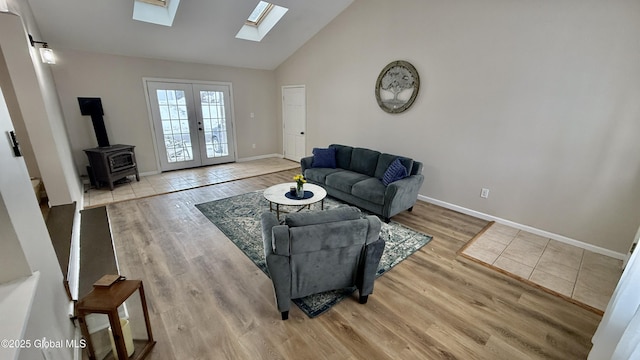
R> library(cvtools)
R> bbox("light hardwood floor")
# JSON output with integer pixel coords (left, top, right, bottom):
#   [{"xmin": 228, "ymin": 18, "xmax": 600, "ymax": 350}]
[{"xmin": 106, "ymin": 169, "xmax": 601, "ymax": 360}]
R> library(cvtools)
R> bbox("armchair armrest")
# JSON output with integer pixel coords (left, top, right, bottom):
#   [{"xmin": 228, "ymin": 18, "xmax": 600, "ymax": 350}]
[
  {"xmin": 260, "ymin": 212, "xmax": 292, "ymax": 313},
  {"xmin": 301, "ymin": 156, "xmax": 314, "ymax": 173},
  {"xmin": 383, "ymin": 174, "xmax": 425, "ymax": 218},
  {"xmin": 261, "ymin": 212, "xmax": 279, "ymax": 255},
  {"xmin": 261, "ymin": 212, "xmax": 290, "ymax": 256},
  {"xmin": 357, "ymin": 237, "xmax": 385, "ymax": 296}
]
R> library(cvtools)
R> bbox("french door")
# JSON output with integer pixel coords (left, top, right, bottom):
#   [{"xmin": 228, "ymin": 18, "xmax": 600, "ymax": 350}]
[{"xmin": 146, "ymin": 80, "xmax": 235, "ymax": 171}]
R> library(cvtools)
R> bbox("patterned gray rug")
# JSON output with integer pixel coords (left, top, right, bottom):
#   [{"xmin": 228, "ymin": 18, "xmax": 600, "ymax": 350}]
[{"xmin": 195, "ymin": 190, "xmax": 432, "ymax": 318}]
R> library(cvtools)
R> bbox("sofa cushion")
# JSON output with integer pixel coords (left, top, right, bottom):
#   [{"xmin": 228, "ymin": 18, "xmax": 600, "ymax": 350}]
[
  {"xmin": 375, "ymin": 153, "xmax": 414, "ymax": 179},
  {"xmin": 311, "ymin": 147, "xmax": 336, "ymax": 168},
  {"xmin": 285, "ymin": 206, "xmax": 361, "ymax": 227},
  {"xmin": 382, "ymin": 158, "xmax": 408, "ymax": 186},
  {"xmin": 349, "ymin": 148, "xmax": 380, "ymax": 177},
  {"xmin": 351, "ymin": 178, "xmax": 386, "ymax": 205},
  {"xmin": 325, "ymin": 170, "xmax": 370, "ymax": 194},
  {"xmin": 304, "ymin": 168, "xmax": 341, "ymax": 184},
  {"xmin": 329, "ymin": 144, "xmax": 353, "ymax": 169}
]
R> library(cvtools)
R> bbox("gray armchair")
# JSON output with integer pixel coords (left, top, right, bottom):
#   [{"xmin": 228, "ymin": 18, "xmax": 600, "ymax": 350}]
[{"xmin": 261, "ymin": 207, "xmax": 385, "ymax": 320}]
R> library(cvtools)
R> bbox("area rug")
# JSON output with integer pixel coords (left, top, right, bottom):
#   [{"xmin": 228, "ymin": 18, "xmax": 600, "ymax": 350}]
[{"xmin": 195, "ymin": 190, "xmax": 432, "ymax": 318}]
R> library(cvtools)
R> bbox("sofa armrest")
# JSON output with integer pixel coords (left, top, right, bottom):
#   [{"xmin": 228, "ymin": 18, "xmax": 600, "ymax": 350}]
[
  {"xmin": 411, "ymin": 161, "xmax": 423, "ymax": 176},
  {"xmin": 301, "ymin": 156, "xmax": 314, "ymax": 173},
  {"xmin": 383, "ymin": 174, "xmax": 425, "ymax": 218}
]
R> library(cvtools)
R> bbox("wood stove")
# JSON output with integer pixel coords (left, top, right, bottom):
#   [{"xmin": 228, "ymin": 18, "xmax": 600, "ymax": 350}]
[
  {"xmin": 79, "ymin": 97, "xmax": 140, "ymax": 190},
  {"xmin": 84, "ymin": 145, "xmax": 139, "ymax": 190}
]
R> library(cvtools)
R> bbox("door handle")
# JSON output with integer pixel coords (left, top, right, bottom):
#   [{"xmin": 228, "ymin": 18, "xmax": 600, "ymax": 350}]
[
  {"xmin": 199, "ymin": 127, "xmax": 203, "ymax": 131},
  {"xmin": 300, "ymin": 132, "xmax": 305, "ymax": 135}
]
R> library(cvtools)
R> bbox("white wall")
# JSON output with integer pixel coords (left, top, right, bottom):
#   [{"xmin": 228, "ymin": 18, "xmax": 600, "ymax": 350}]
[
  {"xmin": 0, "ymin": 6, "xmax": 81, "ymax": 206},
  {"xmin": 0, "ymin": 86, "xmax": 32, "ymax": 284},
  {"xmin": 275, "ymin": 0, "xmax": 640, "ymax": 254},
  {"xmin": 0, "ymin": 3, "xmax": 81, "ymax": 359},
  {"xmin": 0, "ymin": 53, "xmax": 40, "ymax": 179},
  {"xmin": 51, "ymin": 50, "xmax": 280, "ymax": 174},
  {"xmin": 0, "ymin": 49, "xmax": 74, "ymax": 360}
]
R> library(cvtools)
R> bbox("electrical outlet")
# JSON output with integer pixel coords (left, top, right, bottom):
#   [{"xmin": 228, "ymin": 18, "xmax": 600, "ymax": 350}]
[
  {"xmin": 480, "ymin": 188, "xmax": 490, "ymax": 198},
  {"xmin": 252, "ymin": 144, "xmax": 256, "ymax": 149}
]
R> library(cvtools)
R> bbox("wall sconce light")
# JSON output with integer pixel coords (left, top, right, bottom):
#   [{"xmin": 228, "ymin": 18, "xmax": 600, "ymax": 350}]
[{"xmin": 28, "ymin": 34, "xmax": 56, "ymax": 65}]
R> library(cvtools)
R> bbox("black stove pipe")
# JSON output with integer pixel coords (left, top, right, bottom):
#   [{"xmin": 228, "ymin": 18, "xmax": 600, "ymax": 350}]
[{"xmin": 78, "ymin": 97, "xmax": 110, "ymax": 147}]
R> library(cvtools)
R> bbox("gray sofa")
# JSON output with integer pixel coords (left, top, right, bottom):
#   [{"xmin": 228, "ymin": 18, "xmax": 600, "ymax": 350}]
[
  {"xmin": 261, "ymin": 207, "xmax": 385, "ymax": 320},
  {"xmin": 301, "ymin": 144, "xmax": 424, "ymax": 222}
]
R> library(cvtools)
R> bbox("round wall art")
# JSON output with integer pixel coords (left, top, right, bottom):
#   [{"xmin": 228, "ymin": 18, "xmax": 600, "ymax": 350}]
[{"xmin": 375, "ymin": 60, "xmax": 420, "ymax": 114}]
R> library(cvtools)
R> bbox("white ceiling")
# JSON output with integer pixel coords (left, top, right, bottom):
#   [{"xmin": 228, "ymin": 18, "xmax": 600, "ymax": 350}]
[{"xmin": 26, "ymin": 0, "xmax": 353, "ymax": 70}]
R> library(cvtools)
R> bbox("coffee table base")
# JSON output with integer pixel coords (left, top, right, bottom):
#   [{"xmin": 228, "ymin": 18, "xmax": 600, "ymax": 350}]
[{"xmin": 269, "ymin": 199, "xmax": 324, "ymax": 220}]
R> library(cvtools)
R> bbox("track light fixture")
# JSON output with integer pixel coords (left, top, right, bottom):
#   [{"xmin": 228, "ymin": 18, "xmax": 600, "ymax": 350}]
[{"xmin": 28, "ymin": 34, "xmax": 56, "ymax": 65}]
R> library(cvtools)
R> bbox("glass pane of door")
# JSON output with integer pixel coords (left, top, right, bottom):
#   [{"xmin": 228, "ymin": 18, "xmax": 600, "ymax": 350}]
[
  {"xmin": 157, "ymin": 89, "xmax": 193, "ymax": 163},
  {"xmin": 200, "ymin": 90, "xmax": 229, "ymax": 157}
]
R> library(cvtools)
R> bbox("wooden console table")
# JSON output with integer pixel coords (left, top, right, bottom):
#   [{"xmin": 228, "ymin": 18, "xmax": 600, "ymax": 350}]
[{"xmin": 76, "ymin": 279, "xmax": 155, "ymax": 360}]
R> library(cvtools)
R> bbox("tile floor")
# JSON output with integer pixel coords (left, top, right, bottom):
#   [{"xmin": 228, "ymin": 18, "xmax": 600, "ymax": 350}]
[
  {"xmin": 83, "ymin": 157, "xmax": 299, "ymax": 207},
  {"xmin": 462, "ymin": 222, "xmax": 623, "ymax": 311}
]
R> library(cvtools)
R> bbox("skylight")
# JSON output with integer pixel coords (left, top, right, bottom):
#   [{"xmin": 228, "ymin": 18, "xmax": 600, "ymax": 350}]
[
  {"xmin": 246, "ymin": 1, "xmax": 273, "ymax": 26},
  {"xmin": 236, "ymin": 1, "xmax": 288, "ymax": 42},
  {"xmin": 138, "ymin": 0, "xmax": 167, "ymax": 7},
  {"xmin": 133, "ymin": 0, "xmax": 180, "ymax": 27}
]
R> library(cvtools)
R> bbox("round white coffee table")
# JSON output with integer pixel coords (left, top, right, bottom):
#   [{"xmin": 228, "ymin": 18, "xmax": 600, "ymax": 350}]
[{"xmin": 263, "ymin": 182, "xmax": 327, "ymax": 220}]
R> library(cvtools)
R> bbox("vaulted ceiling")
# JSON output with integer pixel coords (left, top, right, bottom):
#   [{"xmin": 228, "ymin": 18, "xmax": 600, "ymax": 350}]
[{"xmin": 26, "ymin": 0, "xmax": 353, "ymax": 70}]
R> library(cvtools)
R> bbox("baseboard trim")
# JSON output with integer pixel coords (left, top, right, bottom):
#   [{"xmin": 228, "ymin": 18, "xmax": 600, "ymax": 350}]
[
  {"xmin": 237, "ymin": 153, "xmax": 284, "ymax": 162},
  {"xmin": 418, "ymin": 194, "xmax": 626, "ymax": 260},
  {"xmin": 139, "ymin": 170, "xmax": 160, "ymax": 177},
  {"xmin": 139, "ymin": 154, "xmax": 287, "ymax": 176}
]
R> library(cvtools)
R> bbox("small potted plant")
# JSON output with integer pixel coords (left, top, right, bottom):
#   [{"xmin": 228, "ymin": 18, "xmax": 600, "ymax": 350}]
[{"xmin": 293, "ymin": 174, "xmax": 306, "ymax": 198}]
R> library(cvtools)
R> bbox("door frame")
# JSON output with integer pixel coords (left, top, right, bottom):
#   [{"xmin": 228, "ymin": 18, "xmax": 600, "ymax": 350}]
[
  {"xmin": 281, "ymin": 85, "xmax": 306, "ymax": 161},
  {"xmin": 143, "ymin": 77, "xmax": 238, "ymax": 172}
]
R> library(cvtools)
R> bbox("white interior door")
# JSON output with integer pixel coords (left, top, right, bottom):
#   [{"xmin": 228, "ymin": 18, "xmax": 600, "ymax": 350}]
[
  {"xmin": 282, "ymin": 86, "xmax": 306, "ymax": 161},
  {"xmin": 146, "ymin": 81, "xmax": 235, "ymax": 171}
]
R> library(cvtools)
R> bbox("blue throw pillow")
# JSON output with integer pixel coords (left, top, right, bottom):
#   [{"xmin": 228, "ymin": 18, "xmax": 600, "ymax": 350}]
[
  {"xmin": 382, "ymin": 158, "xmax": 408, "ymax": 186},
  {"xmin": 312, "ymin": 147, "xmax": 336, "ymax": 168}
]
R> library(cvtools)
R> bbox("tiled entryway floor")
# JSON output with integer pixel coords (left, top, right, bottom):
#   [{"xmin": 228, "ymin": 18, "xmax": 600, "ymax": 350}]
[
  {"xmin": 83, "ymin": 157, "xmax": 299, "ymax": 207},
  {"xmin": 461, "ymin": 222, "xmax": 623, "ymax": 312}
]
